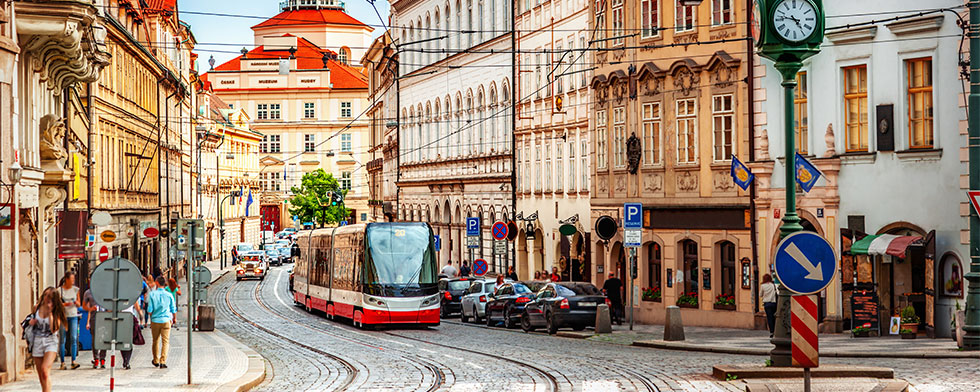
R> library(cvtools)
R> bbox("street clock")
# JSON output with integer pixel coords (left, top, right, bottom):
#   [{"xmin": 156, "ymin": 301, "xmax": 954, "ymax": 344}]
[{"xmin": 753, "ymin": 0, "xmax": 825, "ymax": 67}]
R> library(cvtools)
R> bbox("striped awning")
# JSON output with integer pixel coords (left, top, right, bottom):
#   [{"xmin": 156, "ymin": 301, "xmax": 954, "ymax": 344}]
[{"xmin": 850, "ymin": 234, "xmax": 922, "ymax": 257}]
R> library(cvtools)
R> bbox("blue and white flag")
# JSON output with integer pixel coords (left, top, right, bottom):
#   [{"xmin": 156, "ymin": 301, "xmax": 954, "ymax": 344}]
[
  {"xmin": 245, "ymin": 189, "xmax": 254, "ymax": 216},
  {"xmin": 795, "ymin": 153, "xmax": 822, "ymax": 193},
  {"xmin": 730, "ymin": 155, "xmax": 754, "ymax": 191}
]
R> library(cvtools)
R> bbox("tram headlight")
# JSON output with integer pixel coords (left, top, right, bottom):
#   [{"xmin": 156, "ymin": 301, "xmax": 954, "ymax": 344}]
[
  {"xmin": 365, "ymin": 296, "xmax": 387, "ymax": 307},
  {"xmin": 421, "ymin": 294, "xmax": 440, "ymax": 307}
]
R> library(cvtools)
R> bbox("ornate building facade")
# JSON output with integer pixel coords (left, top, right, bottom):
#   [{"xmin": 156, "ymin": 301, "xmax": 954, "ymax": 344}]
[
  {"xmin": 589, "ymin": 0, "xmax": 755, "ymax": 327},
  {"xmin": 362, "ymin": 34, "xmax": 398, "ymax": 222}
]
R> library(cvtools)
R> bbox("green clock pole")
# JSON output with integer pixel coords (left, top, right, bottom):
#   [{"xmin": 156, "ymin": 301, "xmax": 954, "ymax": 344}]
[
  {"xmin": 771, "ymin": 61, "xmax": 804, "ymax": 367},
  {"xmin": 964, "ymin": 0, "xmax": 980, "ymax": 350}
]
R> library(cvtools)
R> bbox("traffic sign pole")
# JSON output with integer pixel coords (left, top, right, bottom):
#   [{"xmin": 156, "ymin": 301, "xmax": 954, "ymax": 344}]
[
  {"xmin": 187, "ymin": 221, "xmax": 195, "ymax": 385},
  {"xmin": 791, "ymin": 295, "xmax": 819, "ymax": 392}
]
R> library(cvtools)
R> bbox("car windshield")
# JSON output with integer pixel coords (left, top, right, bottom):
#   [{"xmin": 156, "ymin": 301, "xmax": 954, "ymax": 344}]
[
  {"xmin": 236, "ymin": 244, "xmax": 253, "ymax": 252},
  {"xmin": 513, "ymin": 284, "xmax": 532, "ymax": 294},
  {"xmin": 265, "ymin": 249, "xmax": 277, "ymax": 255},
  {"xmin": 523, "ymin": 281, "xmax": 548, "ymax": 293},
  {"xmin": 448, "ymin": 280, "xmax": 471, "ymax": 291},
  {"xmin": 278, "ymin": 248, "xmax": 290, "ymax": 255},
  {"xmin": 364, "ymin": 224, "xmax": 437, "ymax": 286},
  {"xmin": 558, "ymin": 283, "xmax": 601, "ymax": 296}
]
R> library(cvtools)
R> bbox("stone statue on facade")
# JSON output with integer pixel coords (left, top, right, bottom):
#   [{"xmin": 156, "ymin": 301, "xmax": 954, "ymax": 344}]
[
  {"xmin": 39, "ymin": 114, "xmax": 70, "ymax": 174},
  {"xmin": 824, "ymin": 123, "xmax": 836, "ymax": 157},
  {"xmin": 758, "ymin": 128, "xmax": 770, "ymax": 160},
  {"xmin": 626, "ymin": 132, "xmax": 642, "ymax": 174}
]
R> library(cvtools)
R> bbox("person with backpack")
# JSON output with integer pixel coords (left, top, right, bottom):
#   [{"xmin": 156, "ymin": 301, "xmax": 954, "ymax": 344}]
[
  {"xmin": 81, "ymin": 288, "xmax": 106, "ymax": 369},
  {"xmin": 24, "ymin": 287, "xmax": 66, "ymax": 392},
  {"xmin": 459, "ymin": 261, "xmax": 472, "ymax": 277}
]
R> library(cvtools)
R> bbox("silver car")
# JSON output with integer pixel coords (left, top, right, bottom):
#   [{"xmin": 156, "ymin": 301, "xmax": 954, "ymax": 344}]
[{"xmin": 460, "ymin": 279, "xmax": 499, "ymax": 323}]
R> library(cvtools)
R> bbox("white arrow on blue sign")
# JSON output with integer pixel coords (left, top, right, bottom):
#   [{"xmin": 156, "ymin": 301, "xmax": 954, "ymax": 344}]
[
  {"xmin": 624, "ymin": 203, "xmax": 643, "ymax": 229},
  {"xmin": 773, "ymin": 231, "xmax": 837, "ymax": 295},
  {"xmin": 466, "ymin": 217, "xmax": 481, "ymax": 237}
]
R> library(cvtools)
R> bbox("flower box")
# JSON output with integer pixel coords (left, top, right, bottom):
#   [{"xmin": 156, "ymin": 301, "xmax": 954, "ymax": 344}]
[
  {"xmin": 713, "ymin": 303, "xmax": 736, "ymax": 311},
  {"xmin": 642, "ymin": 297, "xmax": 662, "ymax": 303},
  {"xmin": 677, "ymin": 303, "xmax": 699, "ymax": 309}
]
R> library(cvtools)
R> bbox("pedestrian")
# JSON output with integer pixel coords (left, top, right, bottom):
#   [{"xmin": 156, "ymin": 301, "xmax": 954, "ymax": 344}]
[
  {"xmin": 549, "ymin": 267, "xmax": 561, "ymax": 282},
  {"xmin": 440, "ymin": 260, "xmax": 458, "ymax": 278},
  {"xmin": 506, "ymin": 266, "xmax": 518, "ymax": 281},
  {"xmin": 459, "ymin": 261, "xmax": 471, "ymax": 277},
  {"xmin": 760, "ymin": 274, "xmax": 778, "ymax": 337},
  {"xmin": 602, "ymin": 273, "xmax": 624, "ymax": 325},
  {"xmin": 494, "ymin": 275, "xmax": 505, "ymax": 291},
  {"xmin": 80, "ymin": 288, "xmax": 106, "ymax": 369},
  {"xmin": 119, "ymin": 301, "xmax": 142, "ymax": 370},
  {"xmin": 146, "ymin": 276, "xmax": 177, "ymax": 368},
  {"xmin": 56, "ymin": 272, "xmax": 81, "ymax": 370},
  {"xmin": 24, "ymin": 287, "xmax": 66, "ymax": 392},
  {"xmin": 140, "ymin": 275, "xmax": 154, "ymax": 327},
  {"xmin": 165, "ymin": 278, "xmax": 181, "ymax": 331},
  {"xmin": 533, "ymin": 271, "xmax": 541, "ymax": 280}
]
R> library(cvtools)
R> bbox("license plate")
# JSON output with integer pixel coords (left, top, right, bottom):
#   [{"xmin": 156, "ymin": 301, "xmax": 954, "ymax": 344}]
[{"xmin": 579, "ymin": 302, "xmax": 596, "ymax": 307}]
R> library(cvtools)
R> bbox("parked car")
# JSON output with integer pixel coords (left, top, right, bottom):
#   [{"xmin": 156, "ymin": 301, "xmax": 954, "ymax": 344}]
[
  {"xmin": 438, "ymin": 277, "xmax": 475, "ymax": 318},
  {"xmin": 459, "ymin": 279, "xmax": 494, "ymax": 323},
  {"xmin": 277, "ymin": 246, "xmax": 293, "ymax": 263},
  {"xmin": 265, "ymin": 248, "xmax": 282, "ymax": 266},
  {"xmin": 485, "ymin": 282, "xmax": 538, "ymax": 328},
  {"xmin": 236, "ymin": 251, "xmax": 268, "ymax": 281},
  {"xmin": 521, "ymin": 282, "xmax": 608, "ymax": 334}
]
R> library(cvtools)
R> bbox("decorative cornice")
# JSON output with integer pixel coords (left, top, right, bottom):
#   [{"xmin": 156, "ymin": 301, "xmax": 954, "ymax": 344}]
[
  {"xmin": 887, "ymin": 15, "xmax": 944, "ymax": 36},
  {"xmin": 16, "ymin": 1, "xmax": 110, "ymax": 94},
  {"xmin": 825, "ymin": 26, "xmax": 877, "ymax": 44}
]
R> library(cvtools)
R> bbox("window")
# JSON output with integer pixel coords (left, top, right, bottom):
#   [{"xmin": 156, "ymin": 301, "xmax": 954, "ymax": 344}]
[
  {"xmin": 535, "ymin": 146, "xmax": 542, "ymax": 192},
  {"xmin": 579, "ymin": 35, "xmax": 588, "ymax": 87},
  {"xmin": 712, "ymin": 0, "xmax": 732, "ymax": 26},
  {"xmin": 340, "ymin": 101, "xmax": 352, "ymax": 118},
  {"xmin": 613, "ymin": 107, "xmax": 626, "ymax": 167},
  {"xmin": 642, "ymin": 102, "xmax": 661, "ymax": 164},
  {"xmin": 843, "ymin": 65, "xmax": 869, "ymax": 152},
  {"xmin": 580, "ymin": 139, "xmax": 589, "ymax": 191},
  {"xmin": 567, "ymin": 37, "xmax": 576, "ymax": 90},
  {"xmin": 304, "ymin": 102, "xmax": 316, "ymax": 119},
  {"xmin": 338, "ymin": 47, "xmax": 349, "ymax": 65},
  {"xmin": 259, "ymin": 172, "xmax": 267, "ymax": 190},
  {"xmin": 675, "ymin": 0, "xmax": 696, "ymax": 32},
  {"xmin": 596, "ymin": 110, "xmax": 607, "ymax": 169},
  {"xmin": 545, "ymin": 143, "xmax": 552, "ymax": 191},
  {"xmin": 304, "ymin": 134, "xmax": 316, "ymax": 152},
  {"xmin": 516, "ymin": 146, "xmax": 523, "ymax": 190},
  {"xmin": 341, "ymin": 133, "xmax": 352, "ymax": 152},
  {"xmin": 271, "ymin": 172, "xmax": 281, "ymax": 191},
  {"xmin": 712, "ymin": 94, "xmax": 734, "ymax": 161},
  {"xmin": 556, "ymin": 143, "xmax": 564, "ymax": 192},
  {"xmin": 535, "ymin": 52, "xmax": 543, "ymax": 99},
  {"xmin": 595, "ymin": 0, "xmax": 605, "ymax": 48},
  {"xmin": 681, "ymin": 239, "xmax": 699, "ymax": 296},
  {"xmin": 611, "ymin": 0, "xmax": 625, "ymax": 46},
  {"xmin": 257, "ymin": 104, "xmax": 269, "ymax": 120},
  {"xmin": 676, "ymin": 98, "xmax": 697, "ymax": 163},
  {"xmin": 340, "ymin": 171, "xmax": 352, "ymax": 190},
  {"xmin": 269, "ymin": 103, "xmax": 281, "ymax": 120},
  {"xmin": 719, "ymin": 241, "xmax": 736, "ymax": 298},
  {"xmin": 270, "ymin": 135, "xmax": 281, "ymax": 153},
  {"xmin": 648, "ymin": 242, "xmax": 662, "ymax": 290},
  {"xmin": 260, "ymin": 135, "xmax": 269, "ymax": 153},
  {"xmin": 555, "ymin": 42, "xmax": 564, "ymax": 94},
  {"xmin": 795, "ymin": 72, "xmax": 808, "ymax": 154},
  {"xmin": 906, "ymin": 58, "xmax": 933, "ymax": 148},
  {"xmin": 641, "ymin": 0, "xmax": 660, "ymax": 38},
  {"xmin": 568, "ymin": 141, "xmax": 576, "ymax": 190}
]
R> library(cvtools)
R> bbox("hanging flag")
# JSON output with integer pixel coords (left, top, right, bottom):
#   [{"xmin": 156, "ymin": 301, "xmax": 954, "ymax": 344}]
[
  {"xmin": 795, "ymin": 153, "xmax": 822, "ymax": 193},
  {"xmin": 245, "ymin": 189, "xmax": 254, "ymax": 217},
  {"xmin": 730, "ymin": 155, "xmax": 754, "ymax": 191}
]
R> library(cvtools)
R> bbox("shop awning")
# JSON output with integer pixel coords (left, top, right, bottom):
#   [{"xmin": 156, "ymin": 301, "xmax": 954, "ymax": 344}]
[{"xmin": 850, "ymin": 234, "xmax": 922, "ymax": 257}]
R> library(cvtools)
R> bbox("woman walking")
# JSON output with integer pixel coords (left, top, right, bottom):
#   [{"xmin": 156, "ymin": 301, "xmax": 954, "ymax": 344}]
[
  {"xmin": 56, "ymin": 272, "xmax": 81, "ymax": 370},
  {"xmin": 118, "ymin": 301, "xmax": 142, "ymax": 369},
  {"xmin": 26, "ymin": 287, "xmax": 67, "ymax": 392},
  {"xmin": 165, "ymin": 279, "xmax": 180, "ymax": 331},
  {"xmin": 760, "ymin": 274, "xmax": 778, "ymax": 338}
]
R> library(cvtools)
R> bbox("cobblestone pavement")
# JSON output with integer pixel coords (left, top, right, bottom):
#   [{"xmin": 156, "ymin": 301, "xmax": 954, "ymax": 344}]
[{"xmin": 214, "ymin": 267, "xmax": 978, "ymax": 392}]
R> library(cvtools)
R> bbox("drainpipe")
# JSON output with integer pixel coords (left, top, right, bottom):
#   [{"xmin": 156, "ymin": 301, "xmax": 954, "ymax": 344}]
[
  {"xmin": 510, "ymin": 0, "xmax": 517, "ymax": 272},
  {"xmin": 963, "ymin": 0, "xmax": 980, "ymax": 350},
  {"xmin": 746, "ymin": 0, "xmax": 760, "ymax": 315}
]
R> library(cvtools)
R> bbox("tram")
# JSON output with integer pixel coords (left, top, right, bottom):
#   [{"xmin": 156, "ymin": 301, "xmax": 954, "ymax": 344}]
[{"xmin": 291, "ymin": 222, "xmax": 441, "ymax": 327}]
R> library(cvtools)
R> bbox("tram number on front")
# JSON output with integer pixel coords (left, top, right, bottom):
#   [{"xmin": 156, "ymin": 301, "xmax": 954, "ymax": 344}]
[{"xmin": 394, "ymin": 229, "xmax": 406, "ymax": 237}]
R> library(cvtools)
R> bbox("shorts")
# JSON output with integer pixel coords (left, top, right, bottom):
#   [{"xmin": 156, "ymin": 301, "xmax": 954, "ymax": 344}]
[{"xmin": 31, "ymin": 335, "xmax": 59, "ymax": 358}]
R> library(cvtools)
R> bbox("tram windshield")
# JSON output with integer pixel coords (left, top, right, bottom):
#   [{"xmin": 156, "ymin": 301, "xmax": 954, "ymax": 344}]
[{"xmin": 365, "ymin": 224, "xmax": 438, "ymax": 295}]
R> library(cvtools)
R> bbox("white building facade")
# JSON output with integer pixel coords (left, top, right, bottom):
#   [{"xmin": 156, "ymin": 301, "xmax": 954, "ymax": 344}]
[{"xmin": 391, "ymin": 0, "xmax": 514, "ymax": 272}]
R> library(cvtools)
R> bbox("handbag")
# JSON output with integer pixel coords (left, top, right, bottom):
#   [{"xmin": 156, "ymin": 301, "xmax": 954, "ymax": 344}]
[{"xmin": 132, "ymin": 315, "xmax": 145, "ymax": 345}]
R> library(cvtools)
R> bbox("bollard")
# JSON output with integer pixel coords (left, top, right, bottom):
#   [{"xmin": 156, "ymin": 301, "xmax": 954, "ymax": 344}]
[
  {"xmin": 595, "ymin": 304, "xmax": 613, "ymax": 334},
  {"xmin": 664, "ymin": 305, "xmax": 685, "ymax": 341}
]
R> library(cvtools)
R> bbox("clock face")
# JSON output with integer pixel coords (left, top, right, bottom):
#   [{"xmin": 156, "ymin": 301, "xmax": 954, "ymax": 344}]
[{"xmin": 773, "ymin": 0, "xmax": 817, "ymax": 43}]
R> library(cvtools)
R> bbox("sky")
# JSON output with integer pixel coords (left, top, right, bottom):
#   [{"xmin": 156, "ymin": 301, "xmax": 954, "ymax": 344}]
[{"xmin": 180, "ymin": 0, "xmax": 390, "ymax": 70}]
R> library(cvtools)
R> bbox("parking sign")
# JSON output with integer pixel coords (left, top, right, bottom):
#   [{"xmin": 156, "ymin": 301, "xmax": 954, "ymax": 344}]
[
  {"xmin": 466, "ymin": 217, "xmax": 481, "ymax": 237},
  {"xmin": 624, "ymin": 203, "xmax": 643, "ymax": 229}
]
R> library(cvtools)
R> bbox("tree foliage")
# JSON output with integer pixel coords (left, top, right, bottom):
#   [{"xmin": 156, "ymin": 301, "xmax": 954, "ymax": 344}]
[{"xmin": 287, "ymin": 169, "xmax": 348, "ymax": 227}]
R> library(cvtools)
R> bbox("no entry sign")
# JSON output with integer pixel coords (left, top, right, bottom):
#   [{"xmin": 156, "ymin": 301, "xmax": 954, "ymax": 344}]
[{"xmin": 98, "ymin": 246, "xmax": 109, "ymax": 262}]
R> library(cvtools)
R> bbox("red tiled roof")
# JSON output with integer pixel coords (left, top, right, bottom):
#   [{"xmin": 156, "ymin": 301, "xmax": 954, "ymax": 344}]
[
  {"xmin": 143, "ymin": 0, "xmax": 177, "ymax": 13},
  {"xmin": 208, "ymin": 35, "xmax": 367, "ymax": 89},
  {"xmin": 252, "ymin": 9, "xmax": 369, "ymax": 29}
]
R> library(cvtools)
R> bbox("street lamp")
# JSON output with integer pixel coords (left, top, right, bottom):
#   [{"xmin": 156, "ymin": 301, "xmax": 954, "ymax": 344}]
[{"xmin": 218, "ymin": 190, "xmax": 243, "ymax": 270}]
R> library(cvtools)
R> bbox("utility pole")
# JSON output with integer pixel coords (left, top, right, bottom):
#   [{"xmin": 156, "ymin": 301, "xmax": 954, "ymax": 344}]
[{"xmin": 964, "ymin": 0, "xmax": 980, "ymax": 350}]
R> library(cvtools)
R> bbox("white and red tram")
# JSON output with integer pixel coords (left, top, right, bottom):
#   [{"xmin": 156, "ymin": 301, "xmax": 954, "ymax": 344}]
[{"xmin": 291, "ymin": 222, "xmax": 441, "ymax": 327}]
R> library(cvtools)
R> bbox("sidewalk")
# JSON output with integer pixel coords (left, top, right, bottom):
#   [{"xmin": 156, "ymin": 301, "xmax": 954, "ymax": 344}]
[
  {"xmin": 0, "ymin": 261, "xmax": 264, "ymax": 392},
  {"xmin": 582, "ymin": 323, "xmax": 977, "ymax": 359}
]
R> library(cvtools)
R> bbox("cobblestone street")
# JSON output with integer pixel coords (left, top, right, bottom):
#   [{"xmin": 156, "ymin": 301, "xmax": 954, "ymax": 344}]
[{"xmin": 211, "ymin": 268, "xmax": 980, "ymax": 392}]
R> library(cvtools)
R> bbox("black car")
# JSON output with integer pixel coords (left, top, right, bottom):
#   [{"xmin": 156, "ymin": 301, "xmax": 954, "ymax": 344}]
[
  {"xmin": 438, "ymin": 277, "xmax": 475, "ymax": 317},
  {"xmin": 485, "ymin": 282, "xmax": 538, "ymax": 328},
  {"xmin": 521, "ymin": 282, "xmax": 608, "ymax": 334}
]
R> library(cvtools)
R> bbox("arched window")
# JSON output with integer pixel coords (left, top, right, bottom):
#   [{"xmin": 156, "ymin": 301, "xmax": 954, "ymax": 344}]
[
  {"xmin": 443, "ymin": 96, "xmax": 452, "ymax": 157},
  {"xmin": 425, "ymin": 16, "xmax": 431, "ymax": 64},
  {"xmin": 433, "ymin": 101, "xmax": 441, "ymax": 158},
  {"xmin": 409, "ymin": 23, "xmax": 415, "ymax": 72},
  {"xmin": 400, "ymin": 30, "xmax": 407, "ymax": 75},
  {"xmin": 454, "ymin": 94, "xmax": 463, "ymax": 157},
  {"xmin": 719, "ymin": 241, "xmax": 736, "ymax": 298},
  {"xmin": 477, "ymin": 89, "xmax": 485, "ymax": 154},
  {"xmin": 465, "ymin": 93, "xmax": 473, "ymax": 155},
  {"xmin": 466, "ymin": 0, "xmax": 473, "ymax": 47},
  {"xmin": 489, "ymin": 86, "xmax": 497, "ymax": 151},
  {"xmin": 681, "ymin": 239, "xmax": 699, "ymax": 297},
  {"xmin": 445, "ymin": 3, "xmax": 451, "ymax": 57},
  {"xmin": 338, "ymin": 46, "xmax": 350, "ymax": 65},
  {"xmin": 647, "ymin": 242, "xmax": 662, "ymax": 291},
  {"xmin": 455, "ymin": 0, "xmax": 462, "ymax": 50},
  {"xmin": 489, "ymin": 0, "xmax": 496, "ymax": 36}
]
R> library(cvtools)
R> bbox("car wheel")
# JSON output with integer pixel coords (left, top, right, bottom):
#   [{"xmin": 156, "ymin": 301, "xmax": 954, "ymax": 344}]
[
  {"xmin": 504, "ymin": 308, "xmax": 517, "ymax": 329},
  {"xmin": 521, "ymin": 311, "xmax": 534, "ymax": 332},
  {"xmin": 485, "ymin": 309, "xmax": 494, "ymax": 327},
  {"xmin": 546, "ymin": 313, "xmax": 558, "ymax": 335}
]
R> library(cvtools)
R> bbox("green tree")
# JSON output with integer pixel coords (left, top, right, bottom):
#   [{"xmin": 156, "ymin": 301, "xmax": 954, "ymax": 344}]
[{"xmin": 287, "ymin": 169, "xmax": 349, "ymax": 227}]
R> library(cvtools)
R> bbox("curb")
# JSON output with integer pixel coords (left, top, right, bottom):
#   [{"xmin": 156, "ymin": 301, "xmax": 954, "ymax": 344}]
[
  {"xmin": 632, "ymin": 340, "xmax": 980, "ymax": 359},
  {"xmin": 214, "ymin": 330, "xmax": 267, "ymax": 392}
]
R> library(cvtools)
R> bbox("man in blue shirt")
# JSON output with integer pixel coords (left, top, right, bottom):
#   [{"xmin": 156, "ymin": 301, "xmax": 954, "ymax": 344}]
[{"xmin": 146, "ymin": 276, "xmax": 177, "ymax": 368}]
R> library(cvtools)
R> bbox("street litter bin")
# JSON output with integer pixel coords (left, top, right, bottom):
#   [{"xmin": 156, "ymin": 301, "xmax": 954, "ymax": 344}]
[{"xmin": 198, "ymin": 305, "xmax": 215, "ymax": 331}]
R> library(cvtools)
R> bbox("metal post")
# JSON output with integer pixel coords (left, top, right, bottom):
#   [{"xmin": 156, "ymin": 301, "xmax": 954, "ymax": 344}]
[
  {"xmin": 629, "ymin": 247, "xmax": 636, "ymax": 331},
  {"xmin": 803, "ymin": 368, "xmax": 811, "ymax": 392},
  {"xmin": 965, "ymin": 0, "xmax": 980, "ymax": 350},
  {"xmin": 770, "ymin": 62, "xmax": 804, "ymax": 367},
  {"xmin": 187, "ymin": 221, "xmax": 194, "ymax": 384}
]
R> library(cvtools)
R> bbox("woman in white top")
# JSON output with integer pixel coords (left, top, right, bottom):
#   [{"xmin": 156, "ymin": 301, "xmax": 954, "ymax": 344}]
[
  {"xmin": 26, "ymin": 287, "xmax": 67, "ymax": 392},
  {"xmin": 57, "ymin": 272, "xmax": 81, "ymax": 370},
  {"xmin": 760, "ymin": 274, "xmax": 778, "ymax": 337}
]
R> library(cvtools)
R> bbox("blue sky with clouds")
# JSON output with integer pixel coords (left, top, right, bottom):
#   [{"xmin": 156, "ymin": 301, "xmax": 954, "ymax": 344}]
[{"xmin": 180, "ymin": 0, "xmax": 390, "ymax": 70}]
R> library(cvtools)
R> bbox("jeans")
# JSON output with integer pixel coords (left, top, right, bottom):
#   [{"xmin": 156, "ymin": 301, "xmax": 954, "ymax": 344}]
[
  {"xmin": 59, "ymin": 316, "xmax": 79, "ymax": 362},
  {"xmin": 764, "ymin": 302, "xmax": 777, "ymax": 334}
]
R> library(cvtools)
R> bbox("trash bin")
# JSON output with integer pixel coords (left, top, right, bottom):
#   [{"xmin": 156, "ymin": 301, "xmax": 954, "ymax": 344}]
[
  {"xmin": 79, "ymin": 309, "xmax": 93, "ymax": 351},
  {"xmin": 197, "ymin": 305, "xmax": 215, "ymax": 331}
]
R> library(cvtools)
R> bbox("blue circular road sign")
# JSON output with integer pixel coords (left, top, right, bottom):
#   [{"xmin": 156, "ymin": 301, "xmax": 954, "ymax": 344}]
[
  {"xmin": 774, "ymin": 231, "xmax": 837, "ymax": 295},
  {"xmin": 472, "ymin": 259, "xmax": 488, "ymax": 276},
  {"xmin": 491, "ymin": 221, "xmax": 508, "ymax": 241}
]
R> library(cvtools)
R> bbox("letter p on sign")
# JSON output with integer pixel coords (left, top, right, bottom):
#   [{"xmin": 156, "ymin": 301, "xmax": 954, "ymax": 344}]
[{"xmin": 624, "ymin": 203, "xmax": 642, "ymax": 229}]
